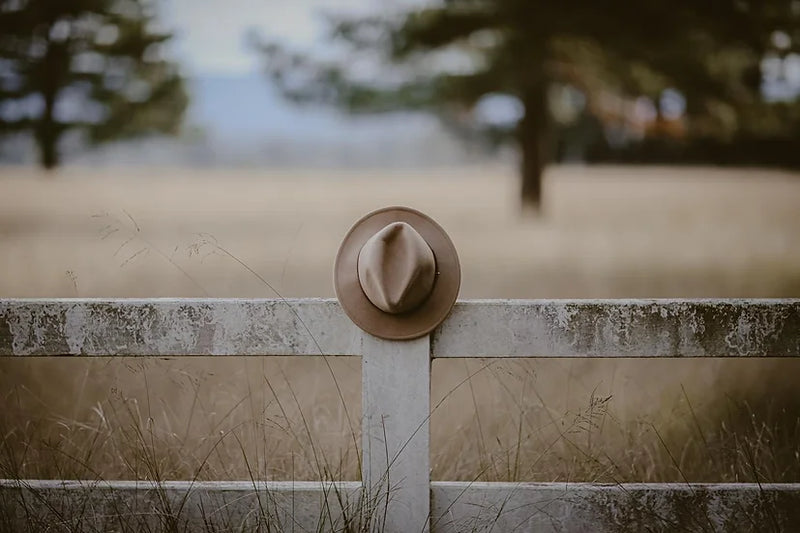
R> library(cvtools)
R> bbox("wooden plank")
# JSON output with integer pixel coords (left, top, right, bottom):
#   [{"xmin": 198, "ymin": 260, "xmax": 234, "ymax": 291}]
[
  {"xmin": 0, "ymin": 298, "xmax": 361, "ymax": 356},
  {"xmin": 433, "ymin": 299, "xmax": 800, "ymax": 358},
  {"xmin": 430, "ymin": 481, "xmax": 800, "ymax": 532},
  {"xmin": 362, "ymin": 334, "xmax": 431, "ymax": 532},
  {"xmin": 0, "ymin": 479, "xmax": 363, "ymax": 531},
  {"xmin": 4, "ymin": 480, "xmax": 799, "ymax": 532},
  {"xmin": 2, "ymin": 299, "xmax": 799, "ymax": 358}
]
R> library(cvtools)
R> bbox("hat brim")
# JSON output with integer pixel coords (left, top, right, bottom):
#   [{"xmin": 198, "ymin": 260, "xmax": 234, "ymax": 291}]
[{"xmin": 334, "ymin": 206, "xmax": 461, "ymax": 340}]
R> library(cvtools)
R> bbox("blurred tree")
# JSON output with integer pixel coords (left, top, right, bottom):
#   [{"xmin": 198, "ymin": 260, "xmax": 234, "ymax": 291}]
[
  {"xmin": 255, "ymin": 0, "xmax": 798, "ymax": 210},
  {"xmin": 0, "ymin": 0, "xmax": 187, "ymax": 169}
]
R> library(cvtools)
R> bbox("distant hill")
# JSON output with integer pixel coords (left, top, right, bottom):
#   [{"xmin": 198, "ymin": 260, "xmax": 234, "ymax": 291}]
[
  {"xmin": 1, "ymin": 72, "xmax": 488, "ymax": 168},
  {"xmin": 180, "ymin": 73, "xmax": 483, "ymax": 168}
]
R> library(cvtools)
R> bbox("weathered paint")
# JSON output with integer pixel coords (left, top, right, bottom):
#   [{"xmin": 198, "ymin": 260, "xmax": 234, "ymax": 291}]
[
  {"xmin": 2, "ymin": 480, "xmax": 799, "ymax": 532},
  {"xmin": 362, "ymin": 333, "xmax": 431, "ymax": 532},
  {"xmin": 0, "ymin": 298, "xmax": 361, "ymax": 356},
  {"xmin": 1, "ymin": 299, "xmax": 798, "ymax": 357},
  {"xmin": 2, "ymin": 298, "xmax": 800, "ymax": 532},
  {"xmin": 431, "ymin": 482, "xmax": 800, "ymax": 532},
  {"xmin": 0, "ymin": 479, "xmax": 363, "ymax": 531},
  {"xmin": 433, "ymin": 299, "xmax": 800, "ymax": 357}
]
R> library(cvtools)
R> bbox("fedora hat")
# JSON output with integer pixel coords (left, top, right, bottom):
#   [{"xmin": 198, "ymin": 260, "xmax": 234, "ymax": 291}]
[{"xmin": 334, "ymin": 206, "xmax": 461, "ymax": 340}]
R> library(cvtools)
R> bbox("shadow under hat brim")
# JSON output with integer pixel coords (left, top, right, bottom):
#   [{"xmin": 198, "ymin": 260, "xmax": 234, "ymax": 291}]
[{"xmin": 334, "ymin": 206, "xmax": 461, "ymax": 340}]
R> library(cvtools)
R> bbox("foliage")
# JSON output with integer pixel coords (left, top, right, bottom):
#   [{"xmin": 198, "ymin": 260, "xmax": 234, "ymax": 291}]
[
  {"xmin": 255, "ymin": 0, "xmax": 800, "ymax": 208},
  {"xmin": 0, "ymin": 0, "xmax": 187, "ymax": 168}
]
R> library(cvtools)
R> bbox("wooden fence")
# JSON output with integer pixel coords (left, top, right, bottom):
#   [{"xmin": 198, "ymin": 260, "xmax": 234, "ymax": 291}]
[{"xmin": 1, "ymin": 298, "xmax": 799, "ymax": 531}]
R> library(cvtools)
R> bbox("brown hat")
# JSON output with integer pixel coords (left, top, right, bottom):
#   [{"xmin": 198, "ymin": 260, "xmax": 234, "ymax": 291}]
[{"xmin": 334, "ymin": 206, "xmax": 461, "ymax": 340}]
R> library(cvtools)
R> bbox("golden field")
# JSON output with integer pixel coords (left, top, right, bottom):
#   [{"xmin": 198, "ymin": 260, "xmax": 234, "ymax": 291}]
[{"xmin": 1, "ymin": 164, "xmax": 799, "ymax": 483}]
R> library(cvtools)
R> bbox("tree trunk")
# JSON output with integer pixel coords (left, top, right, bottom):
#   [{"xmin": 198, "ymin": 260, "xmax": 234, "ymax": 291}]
[
  {"xmin": 519, "ymin": 121, "xmax": 543, "ymax": 210},
  {"xmin": 38, "ymin": 123, "xmax": 59, "ymax": 170},
  {"xmin": 37, "ymin": 38, "xmax": 62, "ymax": 170},
  {"xmin": 518, "ymin": 84, "xmax": 548, "ymax": 212}
]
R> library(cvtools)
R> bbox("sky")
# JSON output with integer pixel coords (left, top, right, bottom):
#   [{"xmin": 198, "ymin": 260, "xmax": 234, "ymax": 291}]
[
  {"xmin": 164, "ymin": 0, "xmax": 416, "ymax": 75},
  {"xmin": 157, "ymin": 1, "xmax": 447, "ymax": 155}
]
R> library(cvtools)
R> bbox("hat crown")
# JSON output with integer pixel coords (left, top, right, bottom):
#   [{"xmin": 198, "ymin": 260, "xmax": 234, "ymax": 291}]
[{"xmin": 357, "ymin": 222, "xmax": 436, "ymax": 314}]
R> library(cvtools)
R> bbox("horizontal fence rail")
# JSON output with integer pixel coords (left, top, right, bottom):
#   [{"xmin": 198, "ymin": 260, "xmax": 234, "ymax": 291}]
[
  {"xmin": 0, "ymin": 298, "xmax": 362, "ymax": 357},
  {"xmin": 3, "ymin": 480, "xmax": 800, "ymax": 532},
  {"xmin": 1, "ymin": 298, "xmax": 800, "ymax": 532},
  {"xmin": 2, "ymin": 298, "xmax": 799, "ymax": 358}
]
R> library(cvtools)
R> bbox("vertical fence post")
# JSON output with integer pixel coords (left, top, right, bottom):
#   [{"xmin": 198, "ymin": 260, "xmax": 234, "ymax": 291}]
[{"xmin": 362, "ymin": 333, "xmax": 431, "ymax": 532}]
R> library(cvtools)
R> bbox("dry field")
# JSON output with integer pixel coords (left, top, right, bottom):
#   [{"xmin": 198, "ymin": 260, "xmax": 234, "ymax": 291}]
[{"xmin": 1, "ymin": 164, "xmax": 799, "ymax": 484}]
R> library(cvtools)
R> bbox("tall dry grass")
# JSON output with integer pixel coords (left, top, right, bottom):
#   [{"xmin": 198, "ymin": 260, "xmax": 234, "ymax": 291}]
[{"xmin": 0, "ymin": 164, "xmax": 799, "ymax": 491}]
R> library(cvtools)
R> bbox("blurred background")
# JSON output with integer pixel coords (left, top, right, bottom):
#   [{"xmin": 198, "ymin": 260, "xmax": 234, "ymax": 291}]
[{"xmin": 1, "ymin": 0, "xmax": 799, "ymax": 486}]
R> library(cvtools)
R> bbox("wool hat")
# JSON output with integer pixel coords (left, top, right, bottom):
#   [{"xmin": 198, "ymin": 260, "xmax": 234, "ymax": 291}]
[{"xmin": 334, "ymin": 206, "xmax": 461, "ymax": 340}]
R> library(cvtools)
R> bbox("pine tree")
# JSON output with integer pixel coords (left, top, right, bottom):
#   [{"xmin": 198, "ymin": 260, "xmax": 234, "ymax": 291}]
[
  {"xmin": 256, "ymin": 0, "xmax": 798, "ymax": 210},
  {"xmin": 0, "ymin": 0, "xmax": 187, "ymax": 168}
]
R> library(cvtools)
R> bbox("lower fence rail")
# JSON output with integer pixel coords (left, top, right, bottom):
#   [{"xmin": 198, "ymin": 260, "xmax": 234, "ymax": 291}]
[{"xmin": 2, "ymin": 480, "xmax": 799, "ymax": 532}]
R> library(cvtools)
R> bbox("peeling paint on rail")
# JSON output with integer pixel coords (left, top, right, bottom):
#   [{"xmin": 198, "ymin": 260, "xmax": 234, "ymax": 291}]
[
  {"xmin": 431, "ymin": 482, "xmax": 800, "ymax": 532},
  {"xmin": 0, "ymin": 298, "xmax": 362, "ymax": 356},
  {"xmin": 1, "ymin": 480, "xmax": 799, "ymax": 532},
  {"xmin": 1, "ymin": 298, "xmax": 798, "ymax": 357},
  {"xmin": 433, "ymin": 299, "xmax": 800, "ymax": 357}
]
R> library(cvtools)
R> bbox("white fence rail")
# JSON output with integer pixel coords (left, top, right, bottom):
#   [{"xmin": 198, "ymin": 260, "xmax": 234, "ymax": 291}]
[{"xmin": 1, "ymin": 298, "xmax": 800, "ymax": 532}]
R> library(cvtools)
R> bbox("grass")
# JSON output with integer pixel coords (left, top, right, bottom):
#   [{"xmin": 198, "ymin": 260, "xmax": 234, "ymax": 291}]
[
  {"xmin": 1, "ymin": 164, "xmax": 800, "ymax": 529},
  {"xmin": 1, "ymin": 358, "xmax": 799, "ymax": 531},
  {"xmin": 430, "ymin": 358, "xmax": 800, "ymax": 484}
]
